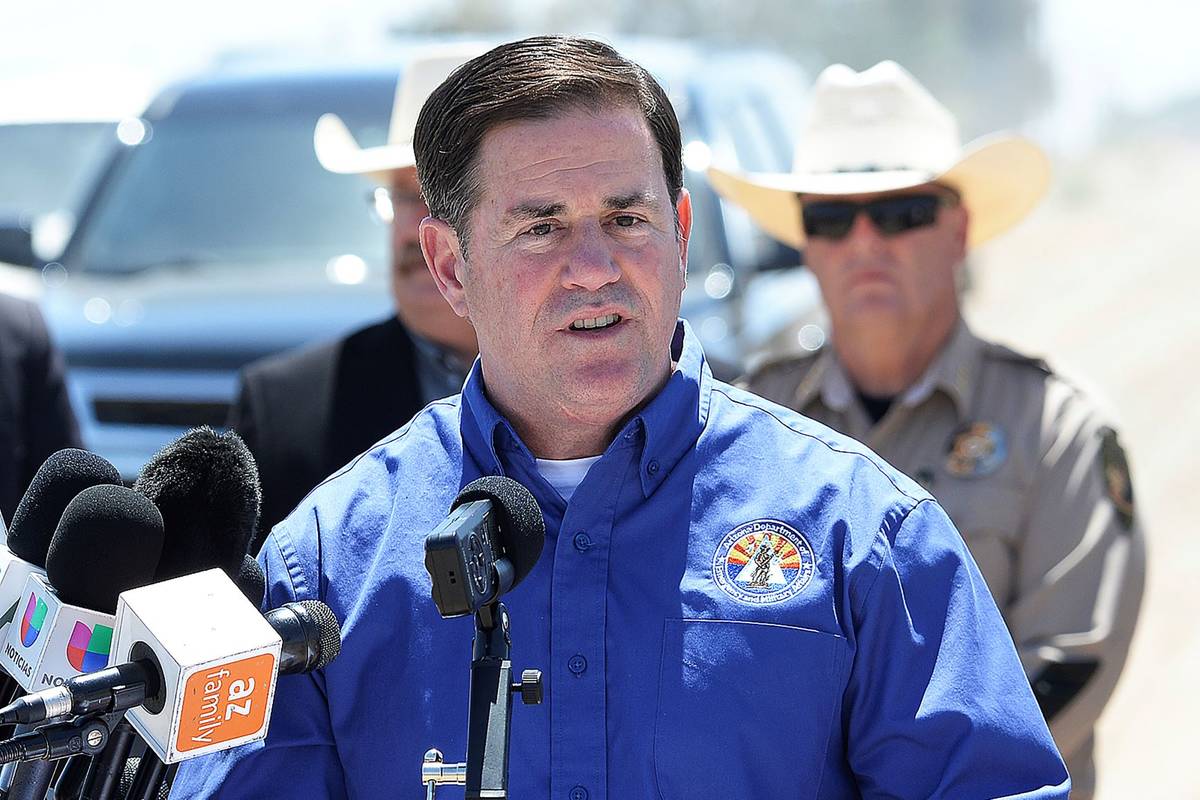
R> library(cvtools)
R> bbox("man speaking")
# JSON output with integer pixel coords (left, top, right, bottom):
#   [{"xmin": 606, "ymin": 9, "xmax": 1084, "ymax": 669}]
[{"xmin": 173, "ymin": 37, "xmax": 1070, "ymax": 798}]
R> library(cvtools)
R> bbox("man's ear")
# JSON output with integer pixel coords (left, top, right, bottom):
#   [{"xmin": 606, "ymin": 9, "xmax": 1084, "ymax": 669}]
[
  {"xmin": 949, "ymin": 203, "xmax": 969, "ymax": 258},
  {"xmin": 675, "ymin": 187, "xmax": 693, "ymax": 283},
  {"xmin": 420, "ymin": 217, "xmax": 470, "ymax": 317}
]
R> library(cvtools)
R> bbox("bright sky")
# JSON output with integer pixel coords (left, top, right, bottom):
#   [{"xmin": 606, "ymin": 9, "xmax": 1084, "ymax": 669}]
[
  {"xmin": 2, "ymin": 0, "xmax": 1198, "ymax": 142},
  {"xmin": 1036, "ymin": 0, "xmax": 1200, "ymax": 145}
]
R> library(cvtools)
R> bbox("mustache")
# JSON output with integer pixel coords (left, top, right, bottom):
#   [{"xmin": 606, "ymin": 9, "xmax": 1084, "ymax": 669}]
[{"xmin": 547, "ymin": 285, "xmax": 639, "ymax": 319}]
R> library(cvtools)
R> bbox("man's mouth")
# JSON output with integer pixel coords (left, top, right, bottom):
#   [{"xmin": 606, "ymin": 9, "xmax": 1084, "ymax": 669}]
[{"xmin": 569, "ymin": 313, "xmax": 622, "ymax": 331}]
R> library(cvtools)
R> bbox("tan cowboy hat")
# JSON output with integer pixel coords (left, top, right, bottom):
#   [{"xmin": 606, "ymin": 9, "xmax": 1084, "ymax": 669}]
[
  {"xmin": 313, "ymin": 43, "xmax": 486, "ymax": 185},
  {"xmin": 706, "ymin": 60, "xmax": 1051, "ymax": 248}
]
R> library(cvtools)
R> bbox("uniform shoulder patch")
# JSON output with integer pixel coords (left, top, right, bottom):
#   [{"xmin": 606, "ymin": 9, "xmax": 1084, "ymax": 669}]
[
  {"xmin": 1099, "ymin": 427, "xmax": 1135, "ymax": 530},
  {"xmin": 712, "ymin": 519, "xmax": 816, "ymax": 605}
]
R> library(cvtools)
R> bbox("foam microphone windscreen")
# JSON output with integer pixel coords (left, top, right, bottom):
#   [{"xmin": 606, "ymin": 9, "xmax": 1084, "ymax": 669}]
[
  {"xmin": 235, "ymin": 554, "xmax": 266, "ymax": 607},
  {"xmin": 46, "ymin": 485, "xmax": 165, "ymax": 613},
  {"xmin": 450, "ymin": 476, "xmax": 546, "ymax": 589},
  {"xmin": 133, "ymin": 426, "xmax": 262, "ymax": 581},
  {"xmin": 6, "ymin": 449, "xmax": 121, "ymax": 566}
]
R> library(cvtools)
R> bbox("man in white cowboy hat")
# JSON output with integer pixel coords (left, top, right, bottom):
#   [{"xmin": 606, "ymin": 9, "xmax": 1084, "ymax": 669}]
[
  {"xmin": 710, "ymin": 61, "xmax": 1145, "ymax": 799},
  {"xmin": 228, "ymin": 46, "xmax": 481, "ymax": 541}
]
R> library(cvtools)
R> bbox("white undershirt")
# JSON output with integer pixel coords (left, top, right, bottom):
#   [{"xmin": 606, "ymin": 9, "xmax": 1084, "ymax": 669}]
[{"xmin": 535, "ymin": 455, "xmax": 602, "ymax": 502}]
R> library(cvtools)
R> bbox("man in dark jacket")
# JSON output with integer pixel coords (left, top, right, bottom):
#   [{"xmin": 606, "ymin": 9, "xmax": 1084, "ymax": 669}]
[
  {"xmin": 228, "ymin": 47, "xmax": 480, "ymax": 542},
  {"xmin": 0, "ymin": 292, "xmax": 82, "ymax": 523}
]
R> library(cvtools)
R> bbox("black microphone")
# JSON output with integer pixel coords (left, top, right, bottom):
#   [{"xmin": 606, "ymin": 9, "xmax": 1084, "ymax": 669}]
[
  {"xmin": 35, "ymin": 484, "xmax": 162, "ymax": 800},
  {"xmin": 0, "ymin": 599, "xmax": 341, "ymax": 726},
  {"xmin": 72, "ymin": 430, "xmax": 259, "ymax": 800},
  {"xmin": 5, "ymin": 450, "xmax": 122, "ymax": 569},
  {"xmin": 46, "ymin": 485, "xmax": 166, "ymax": 616},
  {"xmin": 425, "ymin": 476, "xmax": 547, "ymax": 618},
  {"xmin": 133, "ymin": 426, "xmax": 262, "ymax": 581},
  {"xmin": 422, "ymin": 477, "xmax": 547, "ymax": 799},
  {"xmin": 0, "ymin": 484, "xmax": 164, "ymax": 691},
  {"xmin": 0, "ymin": 450, "xmax": 121, "ymax": 697},
  {"xmin": 0, "ymin": 484, "xmax": 162, "ymax": 800}
]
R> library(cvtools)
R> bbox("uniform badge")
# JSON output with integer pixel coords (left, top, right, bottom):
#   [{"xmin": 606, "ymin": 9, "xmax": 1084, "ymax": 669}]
[
  {"xmin": 945, "ymin": 422, "xmax": 1007, "ymax": 478},
  {"xmin": 712, "ymin": 519, "xmax": 815, "ymax": 605},
  {"xmin": 1099, "ymin": 427, "xmax": 1135, "ymax": 530}
]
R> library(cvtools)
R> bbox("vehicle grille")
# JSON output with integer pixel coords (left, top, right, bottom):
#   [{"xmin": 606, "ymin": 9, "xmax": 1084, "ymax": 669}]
[{"xmin": 92, "ymin": 399, "xmax": 231, "ymax": 428}]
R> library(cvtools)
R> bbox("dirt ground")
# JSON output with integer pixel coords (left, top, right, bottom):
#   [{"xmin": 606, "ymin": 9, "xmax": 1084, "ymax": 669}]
[{"xmin": 965, "ymin": 133, "xmax": 1200, "ymax": 799}]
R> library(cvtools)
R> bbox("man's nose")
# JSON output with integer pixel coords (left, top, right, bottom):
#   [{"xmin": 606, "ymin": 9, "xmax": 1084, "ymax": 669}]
[
  {"xmin": 843, "ymin": 209, "xmax": 887, "ymax": 253},
  {"xmin": 562, "ymin": 224, "xmax": 620, "ymax": 291}
]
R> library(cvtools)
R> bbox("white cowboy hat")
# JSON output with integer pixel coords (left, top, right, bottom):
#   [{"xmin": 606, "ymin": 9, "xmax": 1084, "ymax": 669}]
[
  {"xmin": 706, "ymin": 60, "xmax": 1051, "ymax": 248},
  {"xmin": 313, "ymin": 43, "xmax": 486, "ymax": 185}
]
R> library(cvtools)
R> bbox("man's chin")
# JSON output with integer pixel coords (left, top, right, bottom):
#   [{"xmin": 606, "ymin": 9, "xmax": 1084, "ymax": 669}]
[
  {"xmin": 564, "ymin": 360, "xmax": 665, "ymax": 409},
  {"xmin": 843, "ymin": 289, "xmax": 907, "ymax": 317}
]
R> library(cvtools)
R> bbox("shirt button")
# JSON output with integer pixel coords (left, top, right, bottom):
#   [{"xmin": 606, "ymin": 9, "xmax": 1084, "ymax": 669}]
[
  {"xmin": 647, "ymin": 459, "xmax": 660, "ymax": 476},
  {"xmin": 570, "ymin": 786, "xmax": 588, "ymax": 800},
  {"xmin": 567, "ymin": 655, "xmax": 587, "ymax": 675},
  {"xmin": 572, "ymin": 531, "xmax": 592, "ymax": 552}
]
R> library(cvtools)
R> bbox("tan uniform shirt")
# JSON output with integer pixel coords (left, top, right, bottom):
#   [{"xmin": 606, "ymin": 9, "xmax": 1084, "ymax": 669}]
[{"xmin": 742, "ymin": 321, "xmax": 1145, "ymax": 799}]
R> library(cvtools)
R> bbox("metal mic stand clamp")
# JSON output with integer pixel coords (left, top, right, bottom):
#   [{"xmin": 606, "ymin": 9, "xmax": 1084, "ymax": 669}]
[
  {"xmin": 0, "ymin": 713, "xmax": 112, "ymax": 766},
  {"xmin": 423, "ymin": 602, "xmax": 542, "ymax": 799}
]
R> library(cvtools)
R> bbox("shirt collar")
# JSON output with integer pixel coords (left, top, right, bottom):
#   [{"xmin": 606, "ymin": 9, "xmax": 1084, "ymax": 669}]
[
  {"xmin": 799, "ymin": 318, "xmax": 982, "ymax": 419},
  {"xmin": 460, "ymin": 319, "xmax": 711, "ymax": 498},
  {"xmin": 896, "ymin": 319, "xmax": 981, "ymax": 415}
]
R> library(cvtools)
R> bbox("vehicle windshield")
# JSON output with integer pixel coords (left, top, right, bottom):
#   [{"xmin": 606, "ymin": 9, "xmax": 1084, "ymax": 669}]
[
  {"xmin": 0, "ymin": 122, "xmax": 115, "ymax": 218},
  {"xmin": 67, "ymin": 111, "xmax": 388, "ymax": 274}
]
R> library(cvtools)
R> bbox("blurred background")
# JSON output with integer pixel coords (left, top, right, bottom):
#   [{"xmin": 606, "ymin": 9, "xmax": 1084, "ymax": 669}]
[{"xmin": 2, "ymin": 1, "xmax": 1197, "ymax": 795}]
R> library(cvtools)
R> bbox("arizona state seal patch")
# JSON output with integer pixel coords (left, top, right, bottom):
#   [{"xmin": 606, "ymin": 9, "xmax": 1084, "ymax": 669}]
[
  {"xmin": 712, "ymin": 519, "xmax": 815, "ymax": 605},
  {"xmin": 945, "ymin": 421, "xmax": 1007, "ymax": 478}
]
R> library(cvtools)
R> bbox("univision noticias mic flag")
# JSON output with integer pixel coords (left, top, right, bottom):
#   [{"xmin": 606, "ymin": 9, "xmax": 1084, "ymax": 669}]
[
  {"xmin": 0, "ymin": 553, "xmax": 44, "ymax": 650},
  {"xmin": 0, "ymin": 572, "xmax": 114, "ymax": 691}
]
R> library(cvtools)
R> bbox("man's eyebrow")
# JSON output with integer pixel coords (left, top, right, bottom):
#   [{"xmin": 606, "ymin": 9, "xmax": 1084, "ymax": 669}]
[
  {"xmin": 503, "ymin": 201, "xmax": 567, "ymax": 223},
  {"xmin": 605, "ymin": 191, "xmax": 658, "ymax": 210}
]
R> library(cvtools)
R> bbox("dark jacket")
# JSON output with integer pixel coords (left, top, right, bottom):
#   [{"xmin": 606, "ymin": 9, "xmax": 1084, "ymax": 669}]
[
  {"xmin": 0, "ymin": 293, "xmax": 82, "ymax": 523},
  {"xmin": 228, "ymin": 316, "xmax": 423, "ymax": 548}
]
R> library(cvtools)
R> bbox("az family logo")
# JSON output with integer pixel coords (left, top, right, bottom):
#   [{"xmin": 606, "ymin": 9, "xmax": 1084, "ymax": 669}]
[
  {"xmin": 19, "ymin": 594, "xmax": 48, "ymax": 647},
  {"xmin": 67, "ymin": 622, "xmax": 112, "ymax": 673}
]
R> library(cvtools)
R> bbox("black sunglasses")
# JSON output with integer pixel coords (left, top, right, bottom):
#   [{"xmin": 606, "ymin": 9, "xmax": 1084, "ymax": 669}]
[{"xmin": 801, "ymin": 193, "xmax": 958, "ymax": 241}]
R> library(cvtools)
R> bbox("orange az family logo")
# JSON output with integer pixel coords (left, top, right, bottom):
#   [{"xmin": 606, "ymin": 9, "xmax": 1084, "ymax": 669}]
[{"xmin": 176, "ymin": 653, "xmax": 276, "ymax": 752}]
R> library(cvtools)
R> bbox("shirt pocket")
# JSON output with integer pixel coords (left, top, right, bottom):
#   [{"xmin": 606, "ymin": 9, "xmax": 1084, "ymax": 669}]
[{"xmin": 653, "ymin": 618, "xmax": 845, "ymax": 800}]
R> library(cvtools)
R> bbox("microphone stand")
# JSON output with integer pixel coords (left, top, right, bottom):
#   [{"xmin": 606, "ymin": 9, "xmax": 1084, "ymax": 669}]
[
  {"xmin": 423, "ymin": 602, "xmax": 542, "ymax": 800},
  {"xmin": 50, "ymin": 751, "xmax": 90, "ymax": 799},
  {"xmin": 78, "ymin": 718, "xmax": 137, "ymax": 800}
]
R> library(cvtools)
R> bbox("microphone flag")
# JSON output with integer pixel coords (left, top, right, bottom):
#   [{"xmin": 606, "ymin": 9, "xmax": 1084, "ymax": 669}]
[
  {"xmin": 111, "ymin": 569, "xmax": 282, "ymax": 763},
  {"xmin": 0, "ymin": 572, "xmax": 114, "ymax": 691}
]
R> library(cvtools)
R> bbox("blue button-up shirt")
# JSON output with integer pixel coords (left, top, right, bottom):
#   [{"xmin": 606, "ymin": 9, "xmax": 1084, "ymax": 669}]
[{"xmin": 174, "ymin": 322, "xmax": 1069, "ymax": 799}]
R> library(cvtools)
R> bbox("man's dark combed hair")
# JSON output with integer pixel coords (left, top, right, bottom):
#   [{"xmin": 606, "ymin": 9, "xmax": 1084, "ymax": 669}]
[{"xmin": 414, "ymin": 36, "xmax": 684, "ymax": 255}]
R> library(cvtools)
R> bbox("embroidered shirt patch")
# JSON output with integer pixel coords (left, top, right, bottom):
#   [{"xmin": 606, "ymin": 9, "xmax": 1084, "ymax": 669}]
[{"xmin": 712, "ymin": 519, "xmax": 816, "ymax": 605}]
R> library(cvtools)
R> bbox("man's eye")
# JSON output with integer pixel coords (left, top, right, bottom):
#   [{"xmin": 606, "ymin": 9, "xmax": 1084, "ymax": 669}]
[
  {"xmin": 528, "ymin": 222, "xmax": 554, "ymax": 236},
  {"xmin": 614, "ymin": 215, "xmax": 640, "ymax": 228}
]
